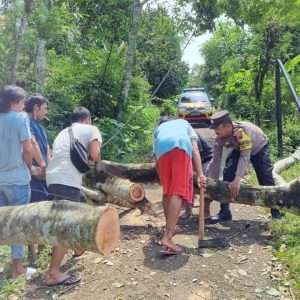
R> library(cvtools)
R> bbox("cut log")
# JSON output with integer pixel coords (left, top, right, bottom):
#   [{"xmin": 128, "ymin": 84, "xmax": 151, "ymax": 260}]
[
  {"xmin": 81, "ymin": 186, "xmax": 155, "ymax": 215},
  {"xmin": 97, "ymin": 177, "xmax": 145, "ymax": 203},
  {"xmin": 82, "ymin": 176, "xmax": 146, "ymax": 208},
  {"xmin": 0, "ymin": 201, "xmax": 120, "ymax": 255},
  {"xmin": 82, "ymin": 186, "xmax": 143, "ymax": 209},
  {"xmin": 273, "ymin": 147, "xmax": 300, "ymax": 185}
]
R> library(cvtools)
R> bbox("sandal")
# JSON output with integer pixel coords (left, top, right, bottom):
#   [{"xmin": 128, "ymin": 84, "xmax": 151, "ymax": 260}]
[{"xmin": 45, "ymin": 273, "xmax": 81, "ymax": 287}]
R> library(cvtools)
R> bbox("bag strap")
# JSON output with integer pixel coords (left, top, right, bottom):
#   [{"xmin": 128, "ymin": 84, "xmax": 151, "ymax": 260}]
[{"xmin": 68, "ymin": 127, "xmax": 75, "ymax": 144}]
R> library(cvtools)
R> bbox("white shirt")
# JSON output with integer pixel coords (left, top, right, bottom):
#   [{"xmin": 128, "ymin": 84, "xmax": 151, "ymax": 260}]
[{"xmin": 46, "ymin": 123, "xmax": 102, "ymax": 189}]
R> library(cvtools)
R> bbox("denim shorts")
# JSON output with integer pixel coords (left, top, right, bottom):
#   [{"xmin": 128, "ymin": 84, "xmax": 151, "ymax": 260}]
[
  {"xmin": 0, "ymin": 184, "xmax": 30, "ymax": 207},
  {"xmin": 0, "ymin": 184, "xmax": 30, "ymax": 260}
]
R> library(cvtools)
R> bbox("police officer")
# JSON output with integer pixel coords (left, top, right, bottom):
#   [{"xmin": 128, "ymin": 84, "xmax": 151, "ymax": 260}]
[{"xmin": 206, "ymin": 110, "xmax": 281, "ymax": 223}]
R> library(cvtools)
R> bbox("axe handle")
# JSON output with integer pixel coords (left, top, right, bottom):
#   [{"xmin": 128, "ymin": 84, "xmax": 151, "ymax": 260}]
[{"xmin": 198, "ymin": 187, "xmax": 205, "ymax": 241}]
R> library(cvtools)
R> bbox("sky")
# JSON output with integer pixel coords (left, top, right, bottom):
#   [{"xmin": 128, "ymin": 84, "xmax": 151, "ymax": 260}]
[
  {"xmin": 182, "ymin": 31, "xmax": 211, "ymax": 68},
  {"xmin": 149, "ymin": 0, "xmax": 211, "ymax": 69}
]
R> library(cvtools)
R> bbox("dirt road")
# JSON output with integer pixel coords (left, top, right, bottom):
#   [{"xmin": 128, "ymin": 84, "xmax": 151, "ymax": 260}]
[
  {"xmin": 24, "ymin": 127, "xmax": 293, "ymax": 300},
  {"xmin": 25, "ymin": 184, "xmax": 293, "ymax": 300}
]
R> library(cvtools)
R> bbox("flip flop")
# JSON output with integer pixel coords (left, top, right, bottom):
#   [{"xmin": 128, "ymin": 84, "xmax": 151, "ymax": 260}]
[
  {"xmin": 45, "ymin": 273, "xmax": 81, "ymax": 287},
  {"xmin": 159, "ymin": 249, "xmax": 179, "ymax": 255},
  {"xmin": 159, "ymin": 246, "xmax": 182, "ymax": 256}
]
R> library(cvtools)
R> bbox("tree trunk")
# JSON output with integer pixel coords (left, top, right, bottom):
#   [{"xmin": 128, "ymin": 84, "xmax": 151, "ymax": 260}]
[
  {"xmin": 11, "ymin": 15, "xmax": 27, "ymax": 84},
  {"xmin": 272, "ymin": 147, "xmax": 300, "ymax": 185},
  {"xmin": 90, "ymin": 160, "xmax": 158, "ymax": 183},
  {"xmin": 117, "ymin": 0, "xmax": 143, "ymax": 119},
  {"xmin": 89, "ymin": 160, "xmax": 300, "ymax": 214},
  {"xmin": 35, "ymin": 39, "xmax": 47, "ymax": 88},
  {"xmin": 0, "ymin": 201, "xmax": 120, "ymax": 255},
  {"xmin": 204, "ymin": 178, "xmax": 300, "ymax": 214}
]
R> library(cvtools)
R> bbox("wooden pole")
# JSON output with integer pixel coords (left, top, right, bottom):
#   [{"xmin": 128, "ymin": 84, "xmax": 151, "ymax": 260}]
[{"xmin": 198, "ymin": 188, "xmax": 205, "ymax": 241}]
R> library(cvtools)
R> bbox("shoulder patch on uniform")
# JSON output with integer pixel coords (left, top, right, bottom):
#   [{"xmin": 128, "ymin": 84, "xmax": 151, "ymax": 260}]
[{"xmin": 234, "ymin": 128, "xmax": 252, "ymax": 151}]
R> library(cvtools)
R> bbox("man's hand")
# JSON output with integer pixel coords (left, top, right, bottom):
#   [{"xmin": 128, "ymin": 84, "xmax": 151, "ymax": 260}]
[
  {"xmin": 40, "ymin": 166, "xmax": 46, "ymax": 179},
  {"xmin": 31, "ymin": 165, "xmax": 46, "ymax": 180},
  {"xmin": 197, "ymin": 174, "xmax": 207, "ymax": 190},
  {"xmin": 228, "ymin": 177, "xmax": 241, "ymax": 200}
]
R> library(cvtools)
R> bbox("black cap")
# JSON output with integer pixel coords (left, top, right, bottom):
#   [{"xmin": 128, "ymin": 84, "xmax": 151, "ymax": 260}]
[{"xmin": 209, "ymin": 110, "xmax": 231, "ymax": 129}]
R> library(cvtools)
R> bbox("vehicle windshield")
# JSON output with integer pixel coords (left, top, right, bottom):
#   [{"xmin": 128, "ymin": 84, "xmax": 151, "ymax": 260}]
[{"xmin": 180, "ymin": 92, "xmax": 210, "ymax": 103}]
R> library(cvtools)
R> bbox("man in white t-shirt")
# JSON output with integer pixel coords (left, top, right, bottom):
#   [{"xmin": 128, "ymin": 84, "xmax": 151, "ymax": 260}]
[{"xmin": 44, "ymin": 106, "xmax": 102, "ymax": 286}]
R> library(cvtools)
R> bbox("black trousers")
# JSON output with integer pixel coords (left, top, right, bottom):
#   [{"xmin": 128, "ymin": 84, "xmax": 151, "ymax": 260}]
[
  {"xmin": 221, "ymin": 144, "xmax": 274, "ymax": 211},
  {"xmin": 48, "ymin": 184, "xmax": 81, "ymax": 202}
]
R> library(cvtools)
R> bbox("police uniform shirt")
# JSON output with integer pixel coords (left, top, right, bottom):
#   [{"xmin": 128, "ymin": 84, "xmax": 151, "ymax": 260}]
[{"xmin": 207, "ymin": 121, "xmax": 268, "ymax": 179}]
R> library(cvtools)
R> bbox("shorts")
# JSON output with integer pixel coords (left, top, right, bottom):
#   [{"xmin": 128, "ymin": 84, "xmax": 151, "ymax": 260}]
[{"xmin": 157, "ymin": 148, "xmax": 193, "ymax": 203}]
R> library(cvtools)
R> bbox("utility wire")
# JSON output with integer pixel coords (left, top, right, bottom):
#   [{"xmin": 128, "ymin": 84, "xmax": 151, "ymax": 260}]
[{"xmin": 102, "ymin": 30, "xmax": 195, "ymax": 148}]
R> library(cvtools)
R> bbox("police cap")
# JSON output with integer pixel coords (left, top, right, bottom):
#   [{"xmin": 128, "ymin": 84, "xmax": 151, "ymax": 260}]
[{"xmin": 209, "ymin": 110, "xmax": 232, "ymax": 129}]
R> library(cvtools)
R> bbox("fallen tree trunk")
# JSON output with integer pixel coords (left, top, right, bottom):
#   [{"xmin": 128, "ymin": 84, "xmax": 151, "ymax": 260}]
[
  {"xmin": 91, "ymin": 160, "xmax": 158, "ymax": 183},
  {"xmin": 90, "ymin": 161, "xmax": 300, "ymax": 214},
  {"xmin": 205, "ymin": 178, "xmax": 300, "ymax": 214},
  {"xmin": 273, "ymin": 147, "xmax": 300, "ymax": 185},
  {"xmin": 0, "ymin": 201, "xmax": 120, "ymax": 255}
]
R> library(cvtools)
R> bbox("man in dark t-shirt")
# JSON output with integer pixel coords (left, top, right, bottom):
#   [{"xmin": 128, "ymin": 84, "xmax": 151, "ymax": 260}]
[{"xmin": 25, "ymin": 94, "xmax": 50, "ymax": 202}]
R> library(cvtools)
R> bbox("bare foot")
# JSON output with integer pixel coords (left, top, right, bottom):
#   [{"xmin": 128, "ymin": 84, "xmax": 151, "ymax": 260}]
[
  {"xmin": 161, "ymin": 237, "xmax": 182, "ymax": 253},
  {"xmin": 44, "ymin": 270, "xmax": 70, "ymax": 286}
]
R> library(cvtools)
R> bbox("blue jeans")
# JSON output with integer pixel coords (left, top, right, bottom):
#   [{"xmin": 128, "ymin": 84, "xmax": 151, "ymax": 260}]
[{"xmin": 0, "ymin": 184, "xmax": 30, "ymax": 260}]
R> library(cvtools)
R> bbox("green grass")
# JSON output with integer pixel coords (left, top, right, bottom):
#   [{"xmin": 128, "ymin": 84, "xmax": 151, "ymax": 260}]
[
  {"xmin": 0, "ymin": 245, "xmax": 52, "ymax": 299},
  {"xmin": 0, "ymin": 246, "xmax": 27, "ymax": 299},
  {"xmin": 280, "ymin": 162, "xmax": 300, "ymax": 181},
  {"xmin": 270, "ymin": 162, "xmax": 300, "ymax": 296}
]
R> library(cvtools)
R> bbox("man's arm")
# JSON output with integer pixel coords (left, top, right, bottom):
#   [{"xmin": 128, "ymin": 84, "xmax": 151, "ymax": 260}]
[
  {"xmin": 229, "ymin": 128, "xmax": 253, "ymax": 198},
  {"xmin": 19, "ymin": 114, "xmax": 33, "ymax": 170},
  {"xmin": 47, "ymin": 145, "xmax": 52, "ymax": 161},
  {"xmin": 88, "ymin": 140, "xmax": 101, "ymax": 162},
  {"xmin": 191, "ymin": 140, "xmax": 206, "ymax": 187},
  {"xmin": 87, "ymin": 126, "xmax": 102, "ymax": 162},
  {"xmin": 31, "ymin": 136, "xmax": 46, "ymax": 168},
  {"xmin": 22, "ymin": 139, "xmax": 33, "ymax": 169},
  {"xmin": 229, "ymin": 150, "xmax": 251, "ymax": 199}
]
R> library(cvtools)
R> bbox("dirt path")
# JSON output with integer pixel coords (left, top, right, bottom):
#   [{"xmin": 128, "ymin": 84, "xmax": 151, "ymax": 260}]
[
  {"xmin": 25, "ymin": 184, "xmax": 293, "ymax": 300},
  {"xmin": 24, "ymin": 127, "xmax": 293, "ymax": 300}
]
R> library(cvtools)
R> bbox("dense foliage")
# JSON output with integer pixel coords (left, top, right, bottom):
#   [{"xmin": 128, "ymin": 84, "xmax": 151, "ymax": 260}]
[
  {"xmin": 186, "ymin": 0, "xmax": 300, "ymax": 156},
  {"xmin": 0, "ymin": 0, "xmax": 189, "ymax": 162},
  {"xmin": 1, "ymin": 0, "xmax": 300, "ymax": 159}
]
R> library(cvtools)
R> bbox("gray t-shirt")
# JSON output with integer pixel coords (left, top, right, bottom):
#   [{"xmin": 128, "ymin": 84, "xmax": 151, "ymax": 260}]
[{"xmin": 0, "ymin": 111, "xmax": 32, "ymax": 185}]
